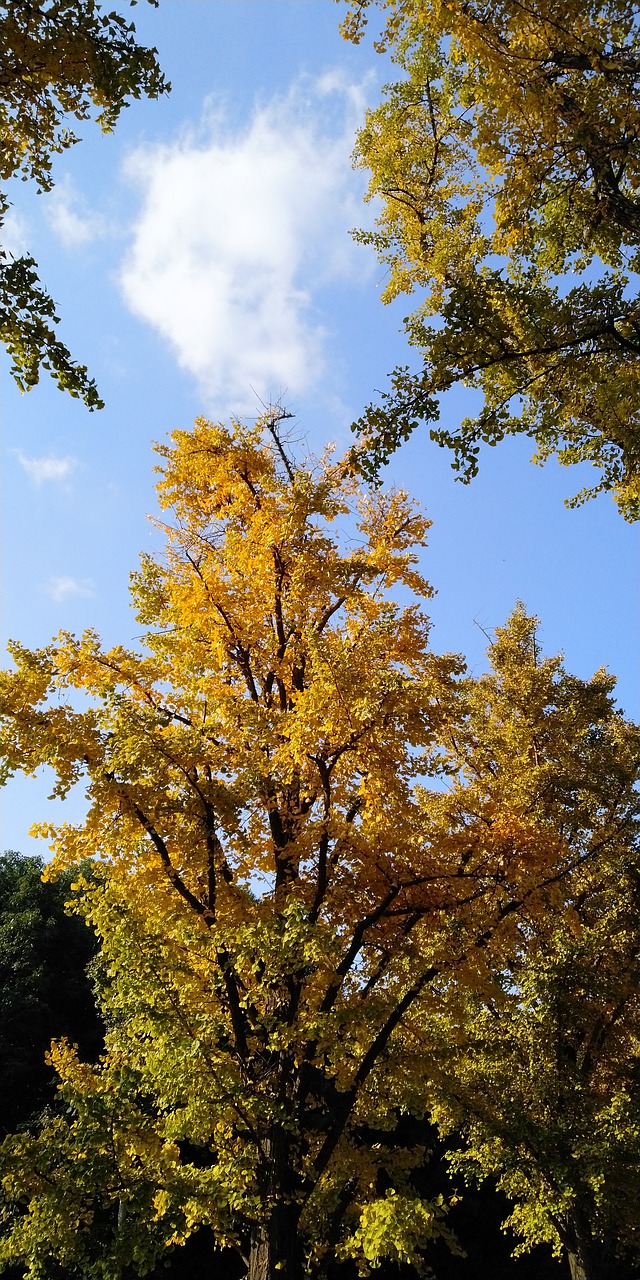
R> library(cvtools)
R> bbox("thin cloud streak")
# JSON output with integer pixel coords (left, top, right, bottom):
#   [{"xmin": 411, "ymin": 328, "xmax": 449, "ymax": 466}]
[
  {"xmin": 1, "ymin": 209, "xmax": 29, "ymax": 257},
  {"xmin": 46, "ymin": 176, "xmax": 105, "ymax": 248},
  {"xmin": 47, "ymin": 577, "xmax": 94, "ymax": 603},
  {"xmin": 14, "ymin": 451, "xmax": 80, "ymax": 484},
  {"xmin": 119, "ymin": 72, "xmax": 373, "ymax": 414}
]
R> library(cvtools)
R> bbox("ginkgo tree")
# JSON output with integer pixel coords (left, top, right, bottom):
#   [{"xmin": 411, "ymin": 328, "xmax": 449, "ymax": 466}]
[
  {"xmin": 0, "ymin": 0, "xmax": 167, "ymax": 407},
  {"xmin": 428, "ymin": 865, "xmax": 640, "ymax": 1280},
  {"xmin": 340, "ymin": 0, "xmax": 640, "ymax": 519},
  {"xmin": 409, "ymin": 612, "xmax": 640, "ymax": 1280},
  {"xmin": 0, "ymin": 419, "xmax": 637, "ymax": 1280}
]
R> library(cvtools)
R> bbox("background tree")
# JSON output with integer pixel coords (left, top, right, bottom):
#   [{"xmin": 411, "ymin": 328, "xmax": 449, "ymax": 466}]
[
  {"xmin": 0, "ymin": 851, "xmax": 101, "ymax": 1135},
  {"xmin": 0, "ymin": 423, "xmax": 636, "ymax": 1280},
  {"xmin": 0, "ymin": 0, "xmax": 168, "ymax": 406},
  {"xmin": 428, "ymin": 885, "xmax": 640, "ymax": 1280},
  {"xmin": 408, "ymin": 612, "xmax": 640, "ymax": 1280},
  {"xmin": 340, "ymin": 0, "xmax": 640, "ymax": 519}
]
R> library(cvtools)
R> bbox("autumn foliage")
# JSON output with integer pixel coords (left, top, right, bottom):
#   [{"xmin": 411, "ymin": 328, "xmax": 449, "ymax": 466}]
[
  {"xmin": 0, "ymin": 420, "xmax": 638, "ymax": 1280},
  {"xmin": 341, "ymin": 0, "xmax": 640, "ymax": 518}
]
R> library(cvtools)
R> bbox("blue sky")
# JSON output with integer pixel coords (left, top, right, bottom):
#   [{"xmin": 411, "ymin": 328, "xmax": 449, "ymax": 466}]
[{"xmin": 1, "ymin": 0, "xmax": 638, "ymax": 857}]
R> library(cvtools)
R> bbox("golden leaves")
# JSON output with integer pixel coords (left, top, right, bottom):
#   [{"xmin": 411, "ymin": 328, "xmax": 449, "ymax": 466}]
[
  {"xmin": 1, "ymin": 420, "xmax": 638, "ymax": 1276},
  {"xmin": 344, "ymin": 0, "xmax": 640, "ymax": 516}
]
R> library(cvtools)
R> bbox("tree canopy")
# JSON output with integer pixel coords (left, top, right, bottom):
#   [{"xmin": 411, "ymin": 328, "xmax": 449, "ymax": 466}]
[
  {"xmin": 0, "ymin": 420, "xmax": 638, "ymax": 1280},
  {"xmin": 0, "ymin": 0, "xmax": 168, "ymax": 406},
  {"xmin": 340, "ymin": 0, "xmax": 640, "ymax": 519}
]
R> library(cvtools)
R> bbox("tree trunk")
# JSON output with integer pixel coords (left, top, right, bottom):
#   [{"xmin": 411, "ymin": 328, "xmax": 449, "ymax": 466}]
[
  {"xmin": 247, "ymin": 1116, "xmax": 304, "ymax": 1280},
  {"xmin": 567, "ymin": 1249, "xmax": 589, "ymax": 1280},
  {"xmin": 566, "ymin": 1233, "xmax": 622, "ymax": 1280},
  {"xmin": 247, "ymin": 1226, "xmax": 270, "ymax": 1280},
  {"xmin": 247, "ymin": 1201, "xmax": 303, "ymax": 1280},
  {"xmin": 565, "ymin": 1206, "xmax": 599, "ymax": 1280}
]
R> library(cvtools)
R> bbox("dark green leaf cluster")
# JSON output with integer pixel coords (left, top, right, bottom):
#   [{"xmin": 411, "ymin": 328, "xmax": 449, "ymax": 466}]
[
  {"xmin": 0, "ymin": 245, "xmax": 103, "ymax": 406},
  {"xmin": 0, "ymin": 851, "xmax": 101, "ymax": 1135},
  {"xmin": 0, "ymin": 0, "xmax": 168, "ymax": 406}
]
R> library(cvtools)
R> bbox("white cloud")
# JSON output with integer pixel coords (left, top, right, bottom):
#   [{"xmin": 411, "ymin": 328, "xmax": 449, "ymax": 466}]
[
  {"xmin": 14, "ymin": 450, "xmax": 79, "ymax": 484},
  {"xmin": 46, "ymin": 176, "xmax": 105, "ymax": 248},
  {"xmin": 1, "ymin": 208, "xmax": 29, "ymax": 257},
  {"xmin": 119, "ymin": 72, "xmax": 373, "ymax": 413},
  {"xmin": 47, "ymin": 576, "xmax": 94, "ymax": 603}
]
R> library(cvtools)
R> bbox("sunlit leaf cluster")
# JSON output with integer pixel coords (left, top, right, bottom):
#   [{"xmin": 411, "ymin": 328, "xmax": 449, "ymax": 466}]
[{"xmin": 341, "ymin": 0, "xmax": 640, "ymax": 517}]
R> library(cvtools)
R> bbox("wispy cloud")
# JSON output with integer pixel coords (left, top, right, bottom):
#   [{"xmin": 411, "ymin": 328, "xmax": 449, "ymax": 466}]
[
  {"xmin": 1, "ymin": 208, "xmax": 29, "ymax": 257},
  {"xmin": 46, "ymin": 176, "xmax": 105, "ymax": 248},
  {"xmin": 47, "ymin": 576, "xmax": 94, "ymax": 603},
  {"xmin": 14, "ymin": 450, "xmax": 79, "ymax": 485},
  {"xmin": 120, "ymin": 72, "xmax": 372, "ymax": 413}
]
